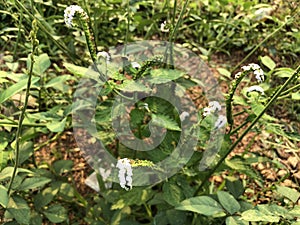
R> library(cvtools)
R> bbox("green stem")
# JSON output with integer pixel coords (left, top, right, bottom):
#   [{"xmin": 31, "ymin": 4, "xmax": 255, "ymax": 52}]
[
  {"xmin": 231, "ymin": 14, "xmax": 298, "ymax": 72},
  {"xmin": 280, "ymin": 83, "xmax": 300, "ymax": 96},
  {"xmin": 7, "ymin": 22, "xmax": 39, "ymax": 195},
  {"xmin": 196, "ymin": 64, "xmax": 300, "ymax": 195}
]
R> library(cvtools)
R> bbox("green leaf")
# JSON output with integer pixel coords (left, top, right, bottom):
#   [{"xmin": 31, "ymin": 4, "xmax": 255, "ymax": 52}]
[
  {"xmin": 27, "ymin": 53, "xmax": 51, "ymax": 75},
  {"xmin": 34, "ymin": 186, "xmax": 59, "ymax": 209},
  {"xmin": 17, "ymin": 176, "xmax": 52, "ymax": 191},
  {"xmin": 226, "ymin": 178, "xmax": 244, "ymax": 199},
  {"xmin": 226, "ymin": 216, "xmax": 249, "ymax": 225},
  {"xmin": 118, "ymin": 80, "xmax": 151, "ymax": 92},
  {"xmin": 0, "ymin": 185, "xmax": 9, "ymax": 208},
  {"xmin": 274, "ymin": 67, "xmax": 294, "ymax": 78},
  {"xmin": 289, "ymin": 206, "xmax": 300, "ymax": 217},
  {"xmin": 46, "ymin": 117, "xmax": 67, "ymax": 132},
  {"xmin": 291, "ymin": 92, "xmax": 300, "ymax": 100},
  {"xmin": 7, "ymin": 195, "xmax": 30, "ymax": 225},
  {"xmin": 19, "ymin": 141, "xmax": 34, "ymax": 164},
  {"xmin": 241, "ymin": 209, "xmax": 280, "ymax": 223},
  {"xmin": 276, "ymin": 185, "xmax": 300, "ymax": 203},
  {"xmin": 0, "ymin": 76, "xmax": 39, "ymax": 104},
  {"xmin": 217, "ymin": 191, "xmax": 241, "ymax": 215},
  {"xmin": 53, "ymin": 160, "xmax": 73, "ymax": 175},
  {"xmin": 0, "ymin": 167, "xmax": 33, "ymax": 181},
  {"xmin": 217, "ymin": 68, "xmax": 231, "ymax": 79},
  {"xmin": 44, "ymin": 75, "xmax": 75, "ymax": 92},
  {"xmin": 43, "ymin": 204, "xmax": 67, "ymax": 223},
  {"xmin": 176, "ymin": 196, "xmax": 225, "ymax": 216},
  {"xmin": 149, "ymin": 69, "xmax": 184, "ymax": 84},
  {"xmin": 152, "ymin": 114, "xmax": 181, "ymax": 131},
  {"xmin": 63, "ymin": 63, "xmax": 90, "ymax": 77},
  {"xmin": 163, "ymin": 182, "xmax": 185, "ymax": 206},
  {"xmin": 0, "ymin": 149, "xmax": 9, "ymax": 171},
  {"xmin": 260, "ymin": 55, "xmax": 276, "ymax": 70}
]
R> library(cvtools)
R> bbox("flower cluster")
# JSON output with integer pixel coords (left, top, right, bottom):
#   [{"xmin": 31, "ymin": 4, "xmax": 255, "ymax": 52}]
[
  {"xmin": 160, "ymin": 21, "xmax": 169, "ymax": 33},
  {"xmin": 241, "ymin": 63, "xmax": 264, "ymax": 83},
  {"xmin": 203, "ymin": 101, "xmax": 227, "ymax": 129},
  {"xmin": 64, "ymin": 5, "xmax": 88, "ymax": 28},
  {"xmin": 247, "ymin": 85, "xmax": 265, "ymax": 95},
  {"xmin": 214, "ymin": 115, "xmax": 227, "ymax": 129},
  {"xmin": 116, "ymin": 158, "xmax": 133, "ymax": 190},
  {"xmin": 203, "ymin": 101, "xmax": 221, "ymax": 117},
  {"xmin": 97, "ymin": 51, "xmax": 111, "ymax": 63}
]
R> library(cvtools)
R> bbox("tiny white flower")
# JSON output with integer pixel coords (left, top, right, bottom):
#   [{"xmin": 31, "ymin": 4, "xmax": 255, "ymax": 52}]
[
  {"xmin": 180, "ymin": 111, "xmax": 190, "ymax": 121},
  {"xmin": 116, "ymin": 158, "xmax": 133, "ymax": 190},
  {"xmin": 160, "ymin": 21, "xmax": 169, "ymax": 32},
  {"xmin": 131, "ymin": 62, "xmax": 141, "ymax": 69},
  {"xmin": 234, "ymin": 72, "xmax": 242, "ymax": 79},
  {"xmin": 253, "ymin": 69, "xmax": 264, "ymax": 83},
  {"xmin": 97, "ymin": 51, "xmax": 111, "ymax": 63},
  {"xmin": 64, "ymin": 5, "xmax": 86, "ymax": 28},
  {"xmin": 246, "ymin": 85, "xmax": 265, "ymax": 95},
  {"xmin": 214, "ymin": 115, "xmax": 227, "ymax": 129},
  {"xmin": 242, "ymin": 65, "xmax": 251, "ymax": 71},
  {"xmin": 203, "ymin": 101, "xmax": 221, "ymax": 117},
  {"xmin": 249, "ymin": 63, "xmax": 261, "ymax": 70}
]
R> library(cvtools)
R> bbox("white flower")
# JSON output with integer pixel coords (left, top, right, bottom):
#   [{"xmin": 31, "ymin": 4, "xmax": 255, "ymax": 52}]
[
  {"xmin": 242, "ymin": 65, "xmax": 251, "ymax": 71},
  {"xmin": 116, "ymin": 158, "xmax": 132, "ymax": 190},
  {"xmin": 214, "ymin": 115, "xmax": 227, "ymax": 129},
  {"xmin": 253, "ymin": 68, "xmax": 264, "ymax": 83},
  {"xmin": 180, "ymin": 111, "xmax": 190, "ymax": 121},
  {"xmin": 160, "ymin": 21, "xmax": 169, "ymax": 32},
  {"xmin": 246, "ymin": 85, "xmax": 265, "ymax": 95},
  {"xmin": 241, "ymin": 63, "xmax": 264, "ymax": 83},
  {"xmin": 234, "ymin": 72, "xmax": 242, "ymax": 79},
  {"xmin": 97, "ymin": 51, "xmax": 111, "ymax": 63},
  {"xmin": 131, "ymin": 62, "xmax": 141, "ymax": 69},
  {"xmin": 64, "ymin": 5, "xmax": 86, "ymax": 28},
  {"xmin": 203, "ymin": 101, "xmax": 221, "ymax": 117},
  {"xmin": 249, "ymin": 63, "xmax": 261, "ymax": 70}
]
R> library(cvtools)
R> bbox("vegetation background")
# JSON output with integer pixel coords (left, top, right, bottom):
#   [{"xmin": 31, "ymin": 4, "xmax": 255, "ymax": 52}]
[{"xmin": 0, "ymin": 0, "xmax": 299, "ymax": 224}]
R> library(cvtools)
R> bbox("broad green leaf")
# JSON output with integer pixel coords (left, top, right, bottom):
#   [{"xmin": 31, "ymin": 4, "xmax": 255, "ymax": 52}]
[
  {"xmin": 217, "ymin": 191, "xmax": 241, "ymax": 215},
  {"xmin": 0, "ymin": 167, "xmax": 33, "ymax": 181},
  {"xmin": 43, "ymin": 204, "xmax": 67, "ymax": 223},
  {"xmin": 27, "ymin": 53, "xmax": 51, "ymax": 75},
  {"xmin": 0, "ymin": 149, "xmax": 9, "ymax": 171},
  {"xmin": 44, "ymin": 75, "xmax": 75, "ymax": 92},
  {"xmin": 152, "ymin": 114, "xmax": 181, "ymax": 131},
  {"xmin": 163, "ymin": 182, "xmax": 185, "ymax": 206},
  {"xmin": 274, "ymin": 67, "xmax": 294, "ymax": 78},
  {"xmin": 217, "ymin": 68, "xmax": 231, "ymax": 79},
  {"xmin": 289, "ymin": 206, "xmax": 300, "ymax": 217},
  {"xmin": 149, "ymin": 69, "xmax": 184, "ymax": 84},
  {"xmin": 19, "ymin": 141, "xmax": 33, "ymax": 164},
  {"xmin": 58, "ymin": 182, "xmax": 75, "ymax": 201},
  {"xmin": 34, "ymin": 186, "xmax": 59, "ymax": 209},
  {"xmin": 260, "ymin": 55, "xmax": 276, "ymax": 70},
  {"xmin": 46, "ymin": 117, "xmax": 67, "ymax": 132},
  {"xmin": 64, "ymin": 62, "xmax": 91, "ymax": 78},
  {"xmin": 241, "ymin": 209, "xmax": 280, "ymax": 222},
  {"xmin": 53, "ymin": 160, "xmax": 73, "ymax": 175},
  {"xmin": 7, "ymin": 195, "xmax": 30, "ymax": 225},
  {"xmin": 176, "ymin": 196, "xmax": 225, "ymax": 216},
  {"xmin": 226, "ymin": 178, "xmax": 244, "ymax": 199},
  {"xmin": 118, "ymin": 80, "xmax": 151, "ymax": 92},
  {"xmin": 292, "ymin": 92, "xmax": 300, "ymax": 100},
  {"xmin": 226, "ymin": 216, "xmax": 249, "ymax": 225},
  {"xmin": 0, "ymin": 185, "xmax": 9, "ymax": 208},
  {"xmin": 276, "ymin": 185, "xmax": 300, "ymax": 203},
  {"xmin": 30, "ymin": 211, "xmax": 43, "ymax": 225},
  {"xmin": 0, "ymin": 77, "xmax": 39, "ymax": 104},
  {"xmin": 17, "ymin": 176, "xmax": 51, "ymax": 191}
]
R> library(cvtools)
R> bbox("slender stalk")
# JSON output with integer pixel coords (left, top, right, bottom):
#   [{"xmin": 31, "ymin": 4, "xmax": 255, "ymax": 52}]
[
  {"xmin": 231, "ymin": 13, "xmax": 299, "ymax": 72},
  {"xmin": 280, "ymin": 83, "xmax": 300, "ymax": 96},
  {"xmin": 196, "ymin": 65, "xmax": 300, "ymax": 195},
  {"xmin": 8, "ymin": 20, "xmax": 39, "ymax": 195}
]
